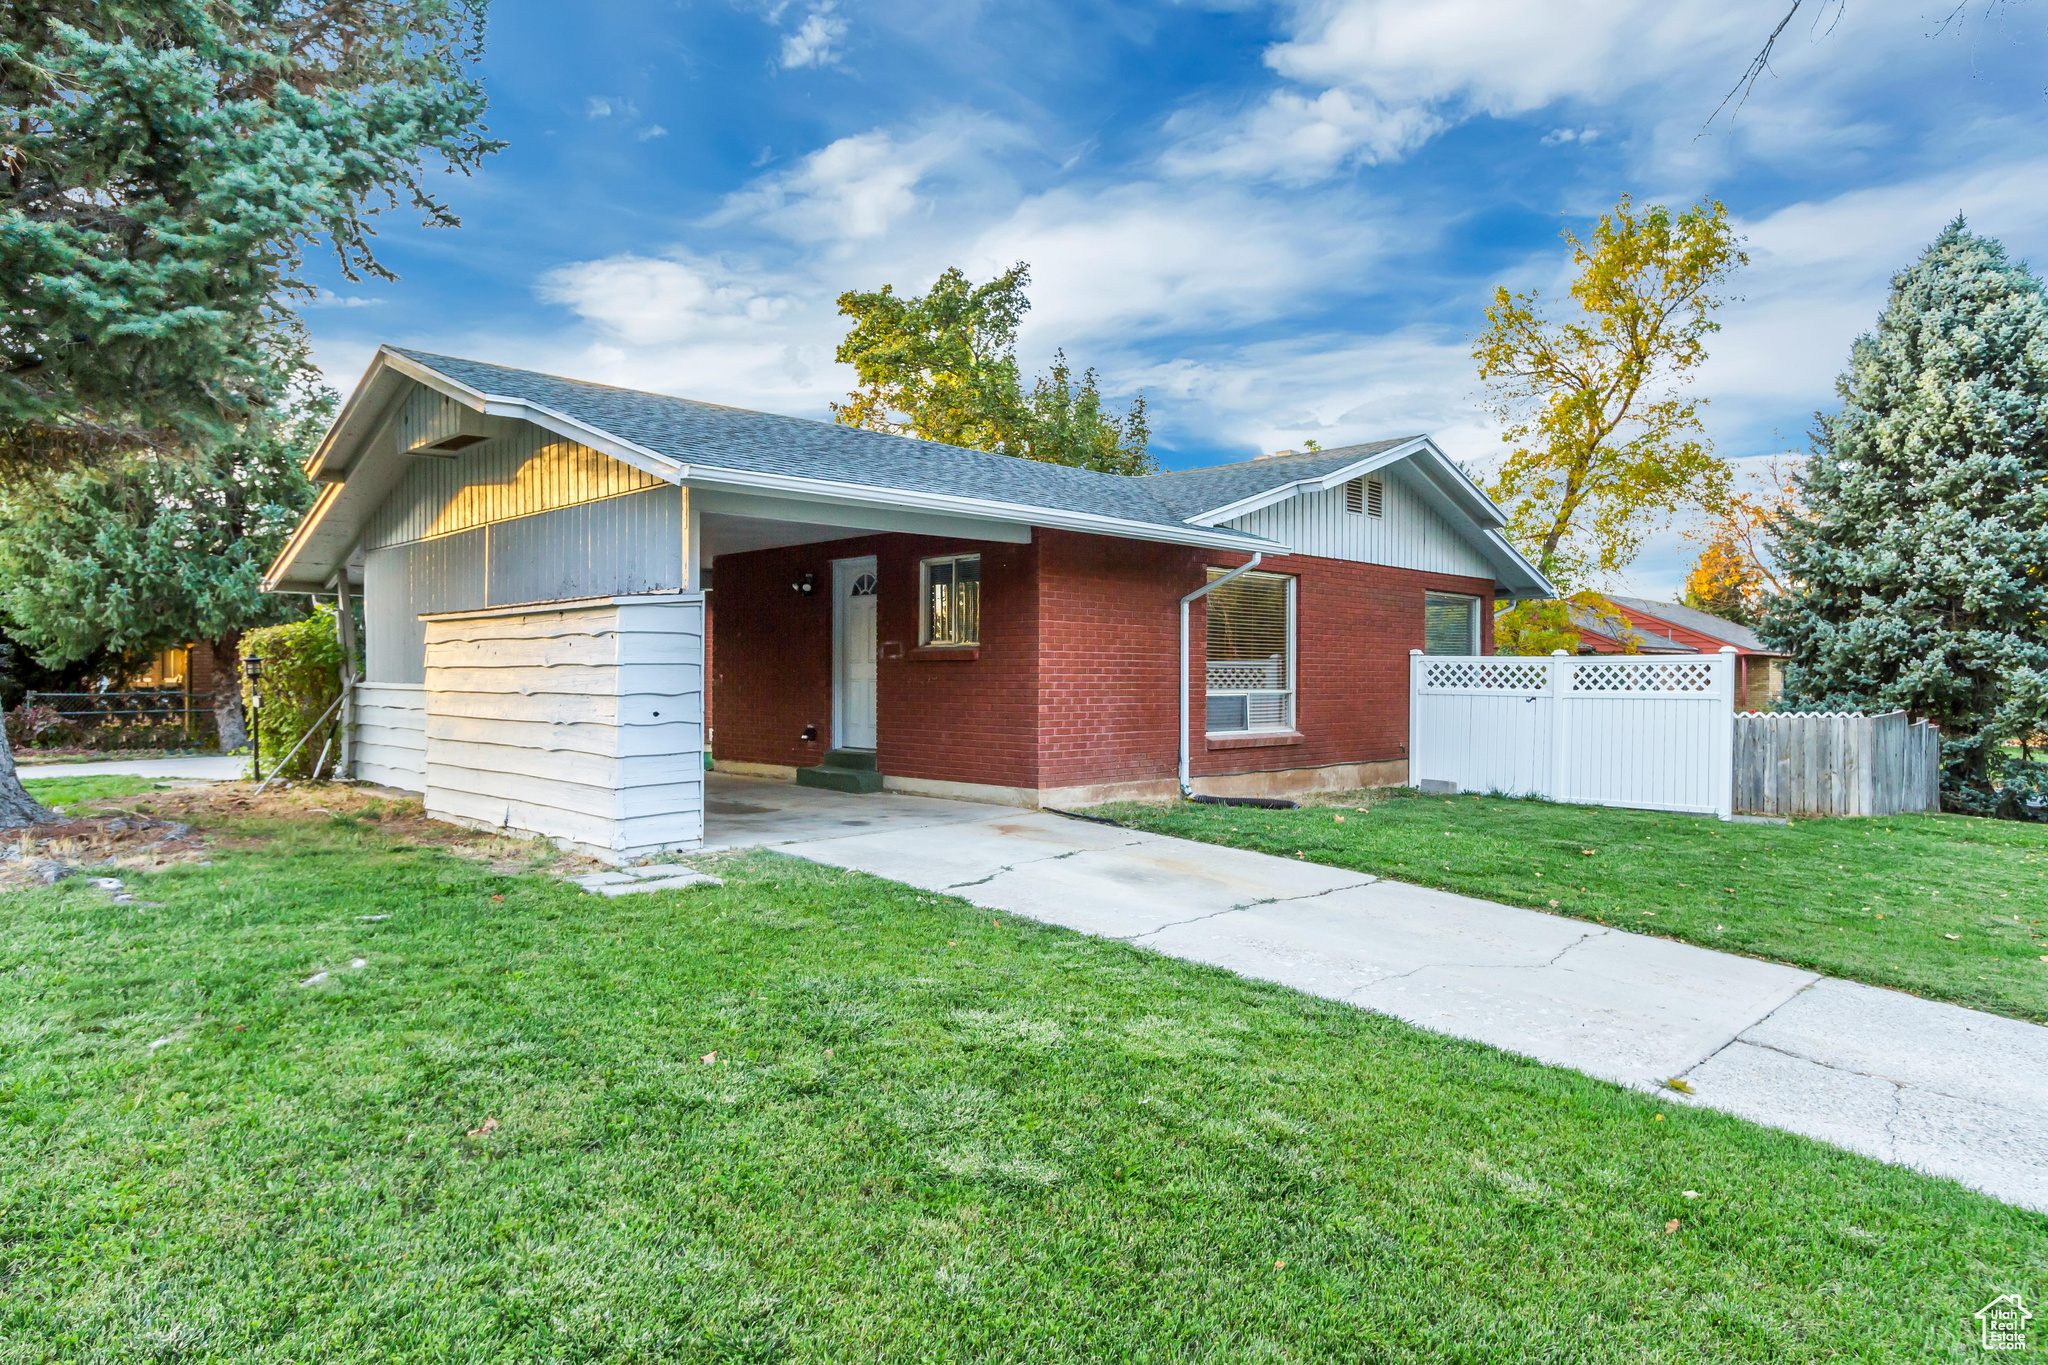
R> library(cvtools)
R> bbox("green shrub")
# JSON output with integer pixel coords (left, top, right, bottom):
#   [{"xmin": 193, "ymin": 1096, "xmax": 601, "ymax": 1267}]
[{"xmin": 240, "ymin": 608, "xmax": 344, "ymax": 778}]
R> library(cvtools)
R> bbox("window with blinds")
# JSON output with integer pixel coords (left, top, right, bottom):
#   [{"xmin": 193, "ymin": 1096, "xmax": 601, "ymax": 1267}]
[
  {"xmin": 922, "ymin": 554, "xmax": 981, "ymax": 646},
  {"xmin": 1344, "ymin": 477, "xmax": 1384, "ymax": 517},
  {"xmin": 1205, "ymin": 568, "xmax": 1294, "ymax": 733},
  {"xmin": 1424, "ymin": 592, "xmax": 1479, "ymax": 655}
]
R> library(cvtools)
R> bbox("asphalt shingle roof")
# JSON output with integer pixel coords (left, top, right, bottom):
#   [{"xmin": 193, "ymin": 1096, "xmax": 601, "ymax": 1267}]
[
  {"xmin": 395, "ymin": 349, "xmax": 1266, "ymax": 541},
  {"xmin": 1134, "ymin": 439, "xmax": 1419, "ymax": 520},
  {"xmin": 1606, "ymin": 595, "xmax": 1772, "ymax": 652}
]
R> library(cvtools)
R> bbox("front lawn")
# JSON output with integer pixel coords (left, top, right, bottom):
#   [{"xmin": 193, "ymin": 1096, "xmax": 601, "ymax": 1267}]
[
  {"xmin": 1095, "ymin": 790, "xmax": 2048, "ymax": 1024},
  {"xmin": 1, "ymin": 791, "xmax": 2040, "ymax": 1361},
  {"xmin": 20, "ymin": 773, "xmax": 169, "ymax": 813}
]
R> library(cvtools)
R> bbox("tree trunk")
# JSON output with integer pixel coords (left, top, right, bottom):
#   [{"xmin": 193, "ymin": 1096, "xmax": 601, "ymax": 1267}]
[
  {"xmin": 0, "ymin": 725, "xmax": 54, "ymax": 828},
  {"xmin": 210, "ymin": 633, "xmax": 247, "ymax": 753}
]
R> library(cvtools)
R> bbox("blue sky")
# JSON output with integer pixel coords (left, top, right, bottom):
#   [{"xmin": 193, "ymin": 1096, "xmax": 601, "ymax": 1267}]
[{"xmin": 301, "ymin": 0, "xmax": 2048, "ymax": 596}]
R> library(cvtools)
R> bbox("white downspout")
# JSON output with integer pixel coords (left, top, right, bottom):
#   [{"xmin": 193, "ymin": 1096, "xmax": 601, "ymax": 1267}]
[{"xmin": 1179, "ymin": 554, "xmax": 1263, "ymax": 800}]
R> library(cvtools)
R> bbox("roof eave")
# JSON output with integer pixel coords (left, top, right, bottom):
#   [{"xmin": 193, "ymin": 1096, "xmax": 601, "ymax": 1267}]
[{"xmin": 680, "ymin": 463, "xmax": 1290, "ymax": 553}]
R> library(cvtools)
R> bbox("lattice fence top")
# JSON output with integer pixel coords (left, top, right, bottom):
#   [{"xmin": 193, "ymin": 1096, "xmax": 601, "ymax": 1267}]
[
  {"xmin": 1421, "ymin": 659, "xmax": 1549, "ymax": 692},
  {"xmin": 1569, "ymin": 659, "xmax": 1716, "ymax": 694},
  {"xmin": 1208, "ymin": 660, "xmax": 1286, "ymax": 690},
  {"xmin": 1420, "ymin": 655, "xmax": 1726, "ymax": 695}
]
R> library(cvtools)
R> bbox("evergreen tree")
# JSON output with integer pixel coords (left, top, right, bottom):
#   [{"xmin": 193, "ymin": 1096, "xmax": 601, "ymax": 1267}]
[
  {"xmin": 1760, "ymin": 220, "xmax": 2048, "ymax": 814},
  {"xmin": 0, "ymin": 0, "xmax": 497, "ymax": 824},
  {"xmin": 0, "ymin": 384, "xmax": 326, "ymax": 753},
  {"xmin": 0, "ymin": 0, "xmax": 498, "ymax": 463}
]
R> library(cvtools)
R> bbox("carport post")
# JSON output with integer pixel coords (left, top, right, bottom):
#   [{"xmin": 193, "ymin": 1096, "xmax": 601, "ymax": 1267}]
[{"xmin": 1178, "ymin": 554, "xmax": 1262, "ymax": 800}]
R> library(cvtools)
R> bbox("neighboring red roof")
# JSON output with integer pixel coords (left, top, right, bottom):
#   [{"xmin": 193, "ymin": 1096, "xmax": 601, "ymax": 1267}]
[{"xmin": 1604, "ymin": 596, "xmax": 1782, "ymax": 657}]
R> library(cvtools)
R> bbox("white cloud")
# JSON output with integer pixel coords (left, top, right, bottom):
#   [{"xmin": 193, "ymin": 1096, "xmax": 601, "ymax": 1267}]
[
  {"xmin": 1264, "ymin": 0, "xmax": 1748, "ymax": 115},
  {"xmin": 536, "ymin": 253, "xmax": 798, "ymax": 347},
  {"xmin": 710, "ymin": 117, "xmax": 1018, "ymax": 243},
  {"xmin": 1701, "ymin": 156, "xmax": 2048, "ymax": 446},
  {"xmin": 1166, "ymin": 0, "xmax": 1946, "ymax": 186},
  {"xmin": 966, "ymin": 183, "xmax": 1385, "ymax": 343},
  {"xmin": 1161, "ymin": 88, "xmax": 1443, "ymax": 184},
  {"xmin": 637, "ymin": 125, "xmax": 669, "ymax": 142},
  {"xmin": 781, "ymin": 3, "xmax": 848, "ymax": 69},
  {"xmin": 586, "ymin": 96, "xmax": 635, "ymax": 119},
  {"xmin": 1120, "ymin": 325, "xmax": 1494, "ymax": 464},
  {"xmin": 521, "ymin": 254, "xmax": 832, "ymax": 413}
]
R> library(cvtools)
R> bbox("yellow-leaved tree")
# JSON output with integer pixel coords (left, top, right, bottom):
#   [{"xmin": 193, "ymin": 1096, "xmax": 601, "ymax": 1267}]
[{"xmin": 1475, "ymin": 196, "xmax": 1747, "ymax": 589}]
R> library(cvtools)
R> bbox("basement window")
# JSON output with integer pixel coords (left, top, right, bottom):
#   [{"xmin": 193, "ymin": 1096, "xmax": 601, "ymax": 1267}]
[
  {"xmin": 1424, "ymin": 592, "xmax": 1481, "ymax": 655},
  {"xmin": 921, "ymin": 554, "xmax": 981, "ymax": 647},
  {"xmin": 1205, "ymin": 568, "xmax": 1295, "ymax": 734}
]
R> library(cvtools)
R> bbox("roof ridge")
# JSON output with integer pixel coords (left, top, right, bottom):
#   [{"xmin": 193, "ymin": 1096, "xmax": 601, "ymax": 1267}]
[{"xmin": 1145, "ymin": 437, "xmax": 1420, "ymax": 479}]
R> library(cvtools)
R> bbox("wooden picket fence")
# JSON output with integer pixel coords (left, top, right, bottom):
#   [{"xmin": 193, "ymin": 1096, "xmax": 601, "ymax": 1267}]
[{"xmin": 1732, "ymin": 711, "xmax": 1941, "ymax": 817}]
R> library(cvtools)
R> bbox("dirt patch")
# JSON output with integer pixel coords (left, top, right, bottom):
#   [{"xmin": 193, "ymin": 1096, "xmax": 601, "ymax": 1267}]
[
  {"xmin": 0, "ymin": 813, "xmax": 209, "ymax": 889},
  {"xmin": 38, "ymin": 780, "xmax": 613, "ymax": 878}
]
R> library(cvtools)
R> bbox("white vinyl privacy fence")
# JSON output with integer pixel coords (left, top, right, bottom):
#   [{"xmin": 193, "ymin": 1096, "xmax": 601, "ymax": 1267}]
[
  {"xmin": 1409, "ymin": 650, "xmax": 1737, "ymax": 817},
  {"xmin": 1409, "ymin": 650, "xmax": 1943, "ymax": 819}
]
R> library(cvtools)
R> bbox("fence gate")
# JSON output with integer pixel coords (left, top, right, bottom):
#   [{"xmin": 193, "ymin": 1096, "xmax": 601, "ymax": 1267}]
[{"xmin": 1408, "ymin": 649, "xmax": 1736, "ymax": 818}]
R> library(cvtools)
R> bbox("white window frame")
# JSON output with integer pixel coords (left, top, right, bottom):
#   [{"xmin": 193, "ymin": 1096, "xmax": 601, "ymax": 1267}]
[
  {"xmin": 1424, "ymin": 591, "xmax": 1482, "ymax": 655},
  {"xmin": 919, "ymin": 553, "xmax": 981, "ymax": 647},
  {"xmin": 1204, "ymin": 570, "xmax": 1296, "ymax": 736}
]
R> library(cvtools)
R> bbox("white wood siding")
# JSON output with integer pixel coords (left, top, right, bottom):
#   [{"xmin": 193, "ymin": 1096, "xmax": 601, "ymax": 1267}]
[
  {"xmin": 366, "ymin": 415, "xmax": 666, "ymax": 550},
  {"xmin": 1224, "ymin": 469, "xmax": 1494, "ymax": 578},
  {"xmin": 362, "ymin": 486, "xmax": 682, "ymax": 683},
  {"xmin": 421, "ymin": 595, "xmax": 704, "ymax": 860},
  {"xmin": 353, "ymin": 683, "xmax": 427, "ymax": 791}
]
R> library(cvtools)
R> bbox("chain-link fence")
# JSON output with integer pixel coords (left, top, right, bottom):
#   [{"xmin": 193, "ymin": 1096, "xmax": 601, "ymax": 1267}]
[{"xmin": 10, "ymin": 689, "xmax": 218, "ymax": 751}]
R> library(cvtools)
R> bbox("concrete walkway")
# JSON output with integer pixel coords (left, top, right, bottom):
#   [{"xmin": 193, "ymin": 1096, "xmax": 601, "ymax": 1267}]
[
  {"xmin": 17, "ymin": 754, "xmax": 244, "ymax": 781},
  {"xmin": 702, "ymin": 775, "xmax": 2048, "ymax": 1213}
]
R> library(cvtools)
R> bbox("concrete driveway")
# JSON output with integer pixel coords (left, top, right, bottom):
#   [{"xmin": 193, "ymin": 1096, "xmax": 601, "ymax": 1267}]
[{"xmin": 702, "ymin": 775, "xmax": 2048, "ymax": 1214}]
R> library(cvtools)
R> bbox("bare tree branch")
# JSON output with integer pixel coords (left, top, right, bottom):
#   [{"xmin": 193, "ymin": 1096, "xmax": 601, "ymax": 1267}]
[{"xmin": 1704, "ymin": 0, "xmax": 1808, "ymax": 130}]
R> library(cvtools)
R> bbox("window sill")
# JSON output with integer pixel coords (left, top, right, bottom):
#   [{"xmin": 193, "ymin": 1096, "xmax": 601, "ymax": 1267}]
[
  {"xmin": 1206, "ymin": 730, "xmax": 1304, "ymax": 751},
  {"xmin": 911, "ymin": 646, "xmax": 979, "ymax": 661}
]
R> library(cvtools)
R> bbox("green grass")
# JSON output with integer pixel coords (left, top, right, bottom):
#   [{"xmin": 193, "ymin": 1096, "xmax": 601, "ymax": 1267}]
[
  {"xmin": 1, "ymin": 804, "xmax": 2040, "ymax": 1361},
  {"xmin": 20, "ymin": 773, "xmax": 168, "ymax": 811},
  {"xmin": 1095, "ymin": 790, "xmax": 2048, "ymax": 1024}
]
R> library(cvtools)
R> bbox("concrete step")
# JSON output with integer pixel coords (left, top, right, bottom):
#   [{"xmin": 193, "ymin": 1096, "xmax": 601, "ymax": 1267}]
[
  {"xmin": 821, "ymin": 748, "xmax": 877, "ymax": 771},
  {"xmin": 796, "ymin": 763, "xmax": 885, "ymax": 794}
]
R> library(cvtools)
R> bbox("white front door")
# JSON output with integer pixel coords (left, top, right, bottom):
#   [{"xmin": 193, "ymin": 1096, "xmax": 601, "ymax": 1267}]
[{"xmin": 833, "ymin": 556, "xmax": 878, "ymax": 750}]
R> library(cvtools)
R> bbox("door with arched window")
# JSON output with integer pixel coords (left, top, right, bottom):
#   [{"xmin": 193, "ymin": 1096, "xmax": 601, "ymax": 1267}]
[{"xmin": 832, "ymin": 556, "xmax": 878, "ymax": 750}]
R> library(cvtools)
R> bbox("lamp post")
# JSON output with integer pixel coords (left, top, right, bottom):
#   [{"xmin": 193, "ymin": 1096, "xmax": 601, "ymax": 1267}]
[{"xmin": 243, "ymin": 654, "xmax": 264, "ymax": 782}]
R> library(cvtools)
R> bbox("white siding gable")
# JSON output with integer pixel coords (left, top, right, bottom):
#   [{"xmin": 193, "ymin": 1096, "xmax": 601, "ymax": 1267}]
[{"xmin": 1222, "ymin": 466, "xmax": 1495, "ymax": 579}]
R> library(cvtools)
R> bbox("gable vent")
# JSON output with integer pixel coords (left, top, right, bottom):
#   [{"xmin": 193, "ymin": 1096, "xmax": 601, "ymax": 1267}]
[{"xmin": 1345, "ymin": 477, "xmax": 1384, "ymax": 517}]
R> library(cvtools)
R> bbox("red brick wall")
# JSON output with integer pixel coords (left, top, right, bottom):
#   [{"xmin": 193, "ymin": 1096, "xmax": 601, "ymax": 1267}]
[
  {"xmin": 1035, "ymin": 530, "xmax": 1204, "ymax": 789},
  {"xmin": 1034, "ymin": 537, "xmax": 1494, "ymax": 788},
  {"xmin": 1191, "ymin": 553, "xmax": 1494, "ymax": 780},
  {"xmin": 709, "ymin": 540, "xmax": 837, "ymax": 770},
  {"xmin": 712, "ymin": 526, "xmax": 1496, "ymax": 794},
  {"xmin": 709, "ymin": 533, "xmax": 1041, "ymax": 788}
]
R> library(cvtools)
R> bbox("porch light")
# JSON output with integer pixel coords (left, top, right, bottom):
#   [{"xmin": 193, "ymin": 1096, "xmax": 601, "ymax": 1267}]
[{"xmin": 792, "ymin": 573, "xmax": 815, "ymax": 595}]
